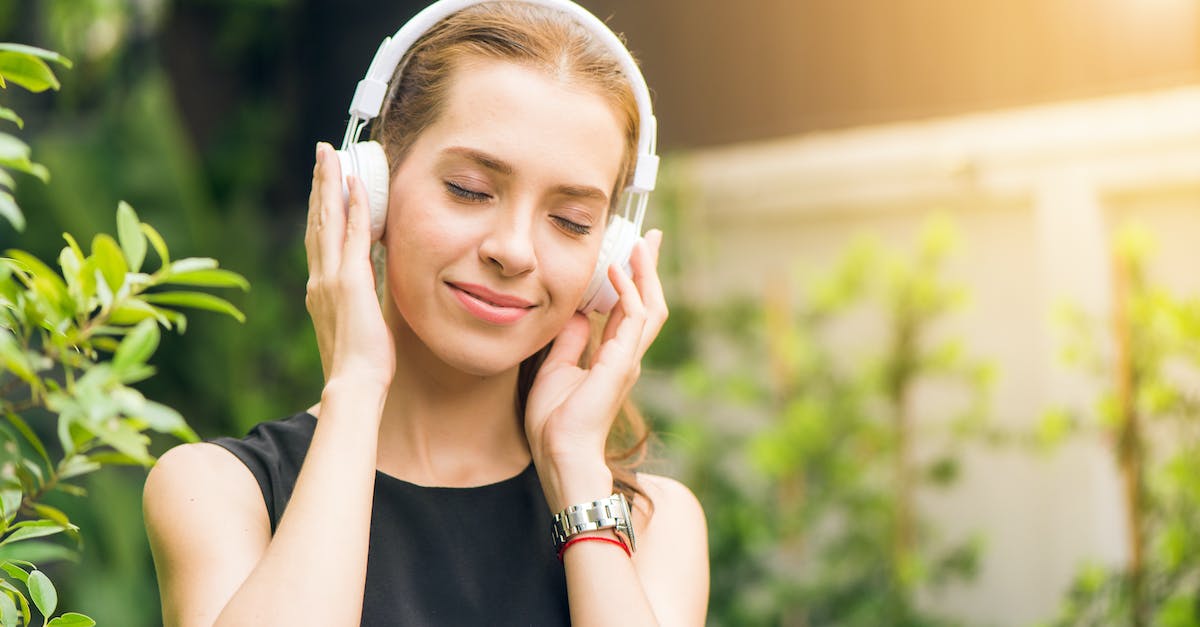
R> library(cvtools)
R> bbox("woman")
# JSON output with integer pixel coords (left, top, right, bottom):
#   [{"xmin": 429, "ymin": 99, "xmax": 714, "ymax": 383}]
[{"xmin": 143, "ymin": 2, "xmax": 709, "ymax": 625}]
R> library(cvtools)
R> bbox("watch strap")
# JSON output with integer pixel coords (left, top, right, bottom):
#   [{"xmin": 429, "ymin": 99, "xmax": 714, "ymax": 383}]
[{"xmin": 551, "ymin": 493, "xmax": 636, "ymax": 553}]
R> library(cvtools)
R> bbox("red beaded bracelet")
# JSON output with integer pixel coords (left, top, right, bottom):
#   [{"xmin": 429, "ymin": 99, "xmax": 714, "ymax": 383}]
[{"xmin": 557, "ymin": 535, "xmax": 632, "ymax": 561}]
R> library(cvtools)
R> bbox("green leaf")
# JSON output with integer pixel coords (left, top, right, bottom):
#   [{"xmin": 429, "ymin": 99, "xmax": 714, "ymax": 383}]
[
  {"xmin": 61, "ymin": 234, "xmax": 83, "ymax": 263},
  {"xmin": 107, "ymin": 299, "xmax": 163, "ymax": 326},
  {"xmin": 0, "ymin": 191, "xmax": 22, "ymax": 233},
  {"xmin": 114, "ymin": 363, "xmax": 156, "ymax": 385},
  {"xmin": 3, "ymin": 250, "xmax": 68, "ymax": 297},
  {"xmin": 167, "ymin": 258, "xmax": 218, "ymax": 274},
  {"xmin": 0, "ymin": 522, "xmax": 66, "ymax": 547},
  {"xmin": 30, "ymin": 505, "xmax": 70, "ymax": 529},
  {"xmin": 165, "ymin": 269, "xmax": 250, "ymax": 291},
  {"xmin": 59, "ymin": 251, "xmax": 95, "ymax": 316},
  {"xmin": 88, "ymin": 423, "xmax": 152, "ymax": 466},
  {"xmin": 47, "ymin": 614, "xmax": 94, "ymax": 627},
  {"xmin": 0, "ymin": 134, "xmax": 28, "ymax": 163},
  {"xmin": 132, "ymin": 401, "xmax": 197, "ymax": 442},
  {"xmin": 85, "ymin": 452, "xmax": 147, "ymax": 466},
  {"xmin": 0, "ymin": 561, "xmax": 26, "ymax": 584},
  {"xmin": 147, "ymin": 305, "xmax": 187, "ymax": 333},
  {"xmin": 143, "ymin": 291, "xmax": 245, "ymax": 323},
  {"xmin": 0, "ymin": 331, "xmax": 35, "ymax": 383},
  {"xmin": 139, "ymin": 223, "xmax": 169, "ymax": 268},
  {"xmin": 26, "ymin": 569, "xmax": 56, "ymax": 619},
  {"xmin": 4, "ymin": 412, "xmax": 49, "ymax": 467},
  {"xmin": 0, "ymin": 107, "xmax": 22, "ymax": 129},
  {"xmin": 0, "ymin": 589, "xmax": 16, "ymax": 627},
  {"xmin": 0, "ymin": 492, "xmax": 19, "ymax": 525},
  {"xmin": 0, "ymin": 134, "xmax": 47, "ymax": 183},
  {"xmin": 56, "ymin": 456, "xmax": 99, "ymax": 481},
  {"xmin": 0, "ymin": 51, "xmax": 59, "ymax": 92},
  {"xmin": 0, "ymin": 44, "xmax": 71, "ymax": 68},
  {"xmin": 111, "ymin": 319, "xmax": 159, "ymax": 374},
  {"xmin": 115, "ymin": 202, "xmax": 146, "ymax": 272},
  {"xmin": 89, "ymin": 234, "xmax": 127, "ymax": 293},
  {"xmin": 0, "ymin": 580, "xmax": 29, "ymax": 627}
]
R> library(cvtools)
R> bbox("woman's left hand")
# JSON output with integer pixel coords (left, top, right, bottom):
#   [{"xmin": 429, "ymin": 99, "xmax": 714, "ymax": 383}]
[{"xmin": 524, "ymin": 229, "xmax": 667, "ymax": 510}]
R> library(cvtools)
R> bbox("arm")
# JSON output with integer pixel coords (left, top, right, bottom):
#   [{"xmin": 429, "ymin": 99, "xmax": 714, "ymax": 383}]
[
  {"xmin": 145, "ymin": 143, "xmax": 394, "ymax": 626},
  {"xmin": 552, "ymin": 469, "xmax": 709, "ymax": 627},
  {"xmin": 144, "ymin": 382, "xmax": 384, "ymax": 627},
  {"xmin": 528, "ymin": 231, "xmax": 710, "ymax": 625}
]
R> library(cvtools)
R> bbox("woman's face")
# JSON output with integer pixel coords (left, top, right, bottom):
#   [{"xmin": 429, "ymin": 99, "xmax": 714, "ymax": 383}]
[{"xmin": 382, "ymin": 58, "xmax": 626, "ymax": 376}]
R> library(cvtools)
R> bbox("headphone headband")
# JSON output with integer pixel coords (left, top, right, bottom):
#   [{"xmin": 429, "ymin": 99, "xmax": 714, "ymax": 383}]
[{"xmin": 344, "ymin": 0, "xmax": 658, "ymax": 193}]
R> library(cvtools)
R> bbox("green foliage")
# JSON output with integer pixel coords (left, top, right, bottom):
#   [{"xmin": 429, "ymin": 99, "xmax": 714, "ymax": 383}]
[
  {"xmin": 0, "ymin": 201, "xmax": 247, "ymax": 625},
  {"xmin": 0, "ymin": 36, "xmax": 247, "ymax": 627},
  {"xmin": 0, "ymin": 44, "xmax": 70, "ymax": 234},
  {"xmin": 1045, "ymin": 224, "xmax": 1200, "ymax": 626},
  {"xmin": 1, "ymin": 5, "xmax": 319, "ymax": 621},
  {"xmin": 656, "ymin": 216, "xmax": 992, "ymax": 626}
]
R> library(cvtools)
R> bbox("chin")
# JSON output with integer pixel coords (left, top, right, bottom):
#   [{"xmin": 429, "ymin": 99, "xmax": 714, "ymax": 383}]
[
  {"xmin": 393, "ymin": 300, "xmax": 560, "ymax": 379},
  {"xmin": 428, "ymin": 326, "xmax": 554, "ymax": 377}
]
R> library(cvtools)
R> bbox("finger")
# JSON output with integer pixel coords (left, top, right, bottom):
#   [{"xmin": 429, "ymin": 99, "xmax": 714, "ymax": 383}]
[
  {"xmin": 316, "ymin": 142, "xmax": 346, "ymax": 273},
  {"xmin": 629, "ymin": 230, "xmax": 668, "ymax": 358},
  {"xmin": 542, "ymin": 312, "xmax": 591, "ymax": 370},
  {"xmin": 342, "ymin": 174, "xmax": 373, "ymax": 269},
  {"xmin": 304, "ymin": 144, "xmax": 323, "ymax": 278},
  {"xmin": 591, "ymin": 262, "xmax": 646, "ymax": 370},
  {"xmin": 598, "ymin": 292, "xmax": 625, "ymax": 346}
]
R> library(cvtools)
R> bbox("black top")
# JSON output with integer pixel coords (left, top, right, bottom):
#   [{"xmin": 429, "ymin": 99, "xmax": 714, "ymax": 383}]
[{"xmin": 210, "ymin": 412, "xmax": 570, "ymax": 626}]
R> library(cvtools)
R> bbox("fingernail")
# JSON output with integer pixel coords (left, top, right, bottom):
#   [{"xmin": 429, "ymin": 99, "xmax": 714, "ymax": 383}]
[{"xmin": 648, "ymin": 229, "xmax": 663, "ymax": 250}]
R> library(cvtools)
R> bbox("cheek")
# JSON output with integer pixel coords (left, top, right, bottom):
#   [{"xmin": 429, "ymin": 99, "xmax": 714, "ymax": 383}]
[{"xmin": 543, "ymin": 238, "xmax": 602, "ymax": 307}]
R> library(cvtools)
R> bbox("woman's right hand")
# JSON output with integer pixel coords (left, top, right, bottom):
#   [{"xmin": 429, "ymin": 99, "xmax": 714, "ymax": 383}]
[{"xmin": 304, "ymin": 141, "xmax": 396, "ymax": 392}]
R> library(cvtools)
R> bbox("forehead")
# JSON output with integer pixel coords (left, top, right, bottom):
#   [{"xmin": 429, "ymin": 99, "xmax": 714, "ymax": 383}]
[{"xmin": 419, "ymin": 58, "xmax": 626, "ymax": 192}]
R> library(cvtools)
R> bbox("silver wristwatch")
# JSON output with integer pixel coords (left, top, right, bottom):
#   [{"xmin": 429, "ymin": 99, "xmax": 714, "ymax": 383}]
[{"xmin": 551, "ymin": 493, "xmax": 636, "ymax": 553}]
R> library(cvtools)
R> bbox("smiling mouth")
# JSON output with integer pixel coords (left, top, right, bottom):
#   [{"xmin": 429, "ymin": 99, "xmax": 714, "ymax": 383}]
[
  {"xmin": 447, "ymin": 282, "xmax": 535, "ymax": 309},
  {"xmin": 446, "ymin": 282, "xmax": 536, "ymax": 325}
]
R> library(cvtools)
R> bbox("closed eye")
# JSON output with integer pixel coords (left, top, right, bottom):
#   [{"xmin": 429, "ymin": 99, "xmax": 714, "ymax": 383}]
[
  {"xmin": 553, "ymin": 216, "xmax": 591, "ymax": 236},
  {"xmin": 445, "ymin": 181, "xmax": 490, "ymax": 202}
]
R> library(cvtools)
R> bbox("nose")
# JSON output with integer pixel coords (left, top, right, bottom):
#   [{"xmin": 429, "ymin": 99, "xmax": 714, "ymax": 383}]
[{"xmin": 478, "ymin": 205, "xmax": 537, "ymax": 277}]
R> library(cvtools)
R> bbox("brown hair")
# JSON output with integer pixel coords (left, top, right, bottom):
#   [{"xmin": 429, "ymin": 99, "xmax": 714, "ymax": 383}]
[{"xmin": 370, "ymin": 2, "xmax": 653, "ymax": 509}]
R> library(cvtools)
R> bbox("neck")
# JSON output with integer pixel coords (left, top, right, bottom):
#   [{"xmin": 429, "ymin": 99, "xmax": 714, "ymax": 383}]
[{"xmin": 373, "ymin": 293, "xmax": 532, "ymax": 488}]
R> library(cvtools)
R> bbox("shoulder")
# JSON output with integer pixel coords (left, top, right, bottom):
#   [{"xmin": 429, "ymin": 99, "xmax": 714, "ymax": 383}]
[
  {"xmin": 144, "ymin": 442, "xmax": 272, "ymax": 626},
  {"xmin": 632, "ymin": 472, "xmax": 707, "ymax": 554},
  {"xmin": 143, "ymin": 442, "xmax": 268, "ymax": 537},
  {"xmin": 631, "ymin": 472, "xmax": 709, "ymax": 625},
  {"xmin": 635, "ymin": 472, "xmax": 705, "ymax": 531},
  {"xmin": 145, "ymin": 441, "xmax": 258, "ymax": 499}
]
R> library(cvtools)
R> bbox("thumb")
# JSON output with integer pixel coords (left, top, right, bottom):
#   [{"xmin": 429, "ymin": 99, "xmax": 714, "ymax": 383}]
[{"xmin": 542, "ymin": 313, "xmax": 590, "ymax": 370}]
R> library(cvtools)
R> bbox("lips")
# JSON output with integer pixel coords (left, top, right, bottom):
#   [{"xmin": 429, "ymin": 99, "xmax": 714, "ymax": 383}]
[
  {"xmin": 446, "ymin": 282, "xmax": 535, "ymax": 325},
  {"xmin": 448, "ymin": 282, "xmax": 534, "ymax": 308}
]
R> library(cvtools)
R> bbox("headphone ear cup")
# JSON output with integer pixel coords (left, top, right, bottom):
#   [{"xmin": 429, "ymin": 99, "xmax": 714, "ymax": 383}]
[
  {"xmin": 335, "ymin": 141, "xmax": 390, "ymax": 241},
  {"xmin": 579, "ymin": 214, "xmax": 640, "ymax": 314}
]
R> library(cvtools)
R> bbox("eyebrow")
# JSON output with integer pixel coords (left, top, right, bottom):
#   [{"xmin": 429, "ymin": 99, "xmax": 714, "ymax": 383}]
[{"xmin": 442, "ymin": 146, "xmax": 610, "ymax": 205}]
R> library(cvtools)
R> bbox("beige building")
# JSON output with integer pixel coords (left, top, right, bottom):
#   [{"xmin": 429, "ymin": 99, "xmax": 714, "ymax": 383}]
[{"xmin": 583, "ymin": 0, "xmax": 1200, "ymax": 623}]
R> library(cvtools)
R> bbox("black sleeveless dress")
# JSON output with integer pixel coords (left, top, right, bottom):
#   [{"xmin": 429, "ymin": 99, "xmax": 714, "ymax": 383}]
[{"xmin": 210, "ymin": 411, "xmax": 571, "ymax": 626}]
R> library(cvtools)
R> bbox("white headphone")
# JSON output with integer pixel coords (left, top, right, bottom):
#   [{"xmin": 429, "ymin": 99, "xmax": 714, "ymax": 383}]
[{"xmin": 334, "ymin": 0, "xmax": 659, "ymax": 314}]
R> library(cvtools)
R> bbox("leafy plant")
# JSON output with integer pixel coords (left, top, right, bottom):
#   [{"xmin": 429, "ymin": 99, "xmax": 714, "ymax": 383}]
[
  {"xmin": 0, "ymin": 43, "xmax": 72, "ymax": 234},
  {"xmin": 0, "ymin": 42, "xmax": 248, "ymax": 627},
  {"xmin": 658, "ymin": 217, "xmax": 993, "ymax": 626},
  {"xmin": 1043, "ymin": 225, "xmax": 1200, "ymax": 627}
]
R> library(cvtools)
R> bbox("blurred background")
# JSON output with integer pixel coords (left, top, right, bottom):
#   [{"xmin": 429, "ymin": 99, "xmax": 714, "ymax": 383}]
[{"xmin": 3, "ymin": 0, "xmax": 1199, "ymax": 625}]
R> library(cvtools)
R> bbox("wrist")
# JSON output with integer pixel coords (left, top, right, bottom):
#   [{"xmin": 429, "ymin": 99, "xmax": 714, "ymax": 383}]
[
  {"xmin": 536, "ymin": 457, "xmax": 614, "ymax": 513},
  {"xmin": 550, "ymin": 492, "xmax": 637, "ymax": 556},
  {"xmin": 321, "ymin": 377, "xmax": 388, "ymax": 414}
]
